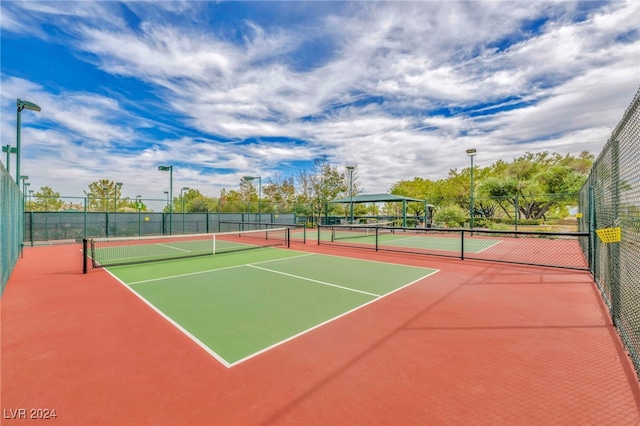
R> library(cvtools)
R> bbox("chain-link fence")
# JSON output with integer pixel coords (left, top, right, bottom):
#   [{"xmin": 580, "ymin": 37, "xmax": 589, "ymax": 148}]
[
  {"xmin": 579, "ymin": 88, "xmax": 640, "ymax": 374},
  {"xmin": 1, "ymin": 162, "xmax": 21, "ymax": 295},
  {"xmin": 23, "ymin": 211, "xmax": 297, "ymax": 245}
]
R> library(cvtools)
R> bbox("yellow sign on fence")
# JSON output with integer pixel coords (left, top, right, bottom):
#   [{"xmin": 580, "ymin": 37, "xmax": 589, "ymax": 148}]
[{"xmin": 595, "ymin": 227, "xmax": 621, "ymax": 243}]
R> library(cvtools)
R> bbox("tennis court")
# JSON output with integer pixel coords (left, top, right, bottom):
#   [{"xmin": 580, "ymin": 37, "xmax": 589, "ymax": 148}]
[
  {"xmin": 3, "ymin": 238, "xmax": 640, "ymax": 425},
  {"xmin": 105, "ymin": 247, "xmax": 437, "ymax": 366},
  {"xmin": 297, "ymin": 226, "xmax": 501, "ymax": 253}
]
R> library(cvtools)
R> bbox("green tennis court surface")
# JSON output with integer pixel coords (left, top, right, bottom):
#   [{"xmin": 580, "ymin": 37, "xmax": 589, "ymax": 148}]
[
  {"xmin": 106, "ymin": 248, "xmax": 437, "ymax": 367},
  {"xmin": 295, "ymin": 228, "xmax": 501, "ymax": 253}
]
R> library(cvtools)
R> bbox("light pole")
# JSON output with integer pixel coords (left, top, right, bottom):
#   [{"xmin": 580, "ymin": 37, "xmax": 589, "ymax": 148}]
[
  {"xmin": 158, "ymin": 165, "xmax": 173, "ymax": 234},
  {"xmin": 181, "ymin": 187, "xmax": 189, "ymax": 234},
  {"xmin": 136, "ymin": 195, "xmax": 142, "ymax": 237},
  {"xmin": 114, "ymin": 182, "xmax": 122, "ymax": 212},
  {"xmin": 28, "ymin": 189, "xmax": 34, "ymax": 211},
  {"xmin": 242, "ymin": 176, "xmax": 261, "ymax": 223},
  {"xmin": 113, "ymin": 182, "xmax": 122, "ymax": 236},
  {"xmin": 466, "ymin": 149, "xmax": 477, "ymax": 229},
  {"xmin": 346, "ymin": 165, "xmax": 355, "ymax": 224},
  {"xmin": 102, "ymin": 186, "xmax": 108, "ymax": 212},
  {"xmin": 2, "ymin": 145, "xmax": 16, "ymax": 174},
  {"xmin": 21, "ymin": 177, "xmax": 30, "ymax": 214},
  {"xmin": 16, "ymin": 99, "xmax": 41, "ymax": 184},
  {"xmin": 102, "ymin": 186, "xmax": 109, "ymax": 237},
  {"xmin": 20, "ymin": 175, "xmax": 29, "ymax": 192}
]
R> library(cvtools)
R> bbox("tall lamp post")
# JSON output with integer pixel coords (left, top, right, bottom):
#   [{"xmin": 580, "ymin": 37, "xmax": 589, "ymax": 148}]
[
  {"xmin": 21, "ymin": 177, "xmax": 30, "ymax": 214},
  {"xmin": 102, "ymin": 186, "xmax": 109, "ymax": 237},
  {"xmin": 136, "ymin": 195, "xmax": 142, "ymax": 237},
  {"xmin": 102, "ymin": 186, "xmax": 108, "ymax": 212},
  {"xmin": 15, "ymin": 99, "xmax": 40, "ymax": 252},
  {"xmin": 113, "ymin": 182, "xmax": 122, "ymax": 236},
  {"xmin": 346, "ymin": 165, "xmax": 355, "ymax": 224},
  {"xmin": 181, "ymin": 187, "xmax": 189, "ymax": 234},
  {"xmin": 242, "ymin": 176, "xmax": 261, "ymax": 223},
  {"xmin": 114, "ymin": 182, "xmax": 123, "ymax": 212},
  {"xmin": 16, "ymin": 99, "xmax": 41, "ymax": 184},
  {"xmin": 466, "ymin": 149, "xmax": 477, "ymax": 229},
  {"xmin": 158, "ymin": 165, "xmax": 173, "ymax": 234},
  {"xmin": 2, "ymin": 145, "xmax": 17, "ymax": 174}
]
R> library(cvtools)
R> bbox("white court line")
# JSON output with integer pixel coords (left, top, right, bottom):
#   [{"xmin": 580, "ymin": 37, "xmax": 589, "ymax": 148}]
[
  {"xmin": 472, "ymin": 239, "xmax": 503, "ymax": 253},
  {"xmin": 246, "ymin": 264, "xmax": 382, "ymax": 297},
  {"xmin": 127, "ymin": 253, "xmax": 315, "ymax": 285},
  {"xmin": 156, "ymin": 243, "xmax": 191, "ymax": 252}
]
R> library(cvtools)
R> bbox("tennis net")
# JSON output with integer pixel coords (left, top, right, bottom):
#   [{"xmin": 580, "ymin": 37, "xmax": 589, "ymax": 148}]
[
  {"xmin": 332, "ymin": 221, "xmax": 394, "ymax": 241},
  {"xmin": 83, "ymin": 228, "xmax": 290, "ymax": 271}
]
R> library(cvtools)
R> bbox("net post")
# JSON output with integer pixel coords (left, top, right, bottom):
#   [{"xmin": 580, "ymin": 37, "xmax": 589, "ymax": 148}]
[
  {"xmin": 317, "ymin": 225, "xmax": 320, "ymax": 246},
  {"xmin": 460, "ymin": 230, "xmax": 465, "ymax": 260},
  {"xmin": 287, "ymin": 228, "xmax": 291, "ymax": 248},
  {"xmin": 82, "ymin": 238, "xmax": 88, "ymax": 274},
  {"xmin": 375, "ymin": 226, "xmax": 379, "ymax": 251}
]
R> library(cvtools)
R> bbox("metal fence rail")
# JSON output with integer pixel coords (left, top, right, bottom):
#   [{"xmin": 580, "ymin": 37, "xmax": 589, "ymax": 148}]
[
  {"xmin": 1, "ymin": 162, "xmax": 21, "ymax": 295},
  {"xmin": 579, "ymin": 87, "xmax": 640, "ymax": 374}
]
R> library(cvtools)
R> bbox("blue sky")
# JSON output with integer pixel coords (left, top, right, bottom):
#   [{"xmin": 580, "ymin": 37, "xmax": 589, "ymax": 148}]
[{"xmin": 1, "ymin": 1, "xmax": 639, "ymax": 206}]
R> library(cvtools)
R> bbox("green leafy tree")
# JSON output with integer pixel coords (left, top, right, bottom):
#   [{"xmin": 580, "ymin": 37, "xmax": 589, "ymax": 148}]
[
  {"xmin": 84, "ymin": 180, "xmax": 128, "ymax": 212},
  {"xmin": 174, "ymin": 188, "xmax": 203, "ymax": 213},
  {"xmin": 389, "ymin": 177, "xmax": 438, "ymax": 216},
  {"xmin": 295, "ymin": 158, "xmax": 352, "ymax": 222},
  {"xmin": 29, "ymin": 186, "xmax": 64, "ymax": 212},
  {"xmin": 263, "ymin": 175, "xmax": 296, "ymax": 212},
  {"xmin": 218, "ymin": 188, "xmax": 246, "ymax": 213},
  {"xmin": 478, "ymin": 151, "xmax": 591, "ymax": 220},
  {"xmin": 433, "ymin": 205, "xmax": 467, "ymax": 228}
]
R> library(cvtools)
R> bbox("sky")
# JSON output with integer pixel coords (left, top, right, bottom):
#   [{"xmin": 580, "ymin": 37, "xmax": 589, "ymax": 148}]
[{"xmin": 1, "ymin": 1, "xmax": 639, "ymax": 207}]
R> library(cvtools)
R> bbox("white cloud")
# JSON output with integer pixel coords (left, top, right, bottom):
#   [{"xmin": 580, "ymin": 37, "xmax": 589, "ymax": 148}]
[{"xmin": 1, "ymin": 1, "xmax": 638, "ymax": 199}]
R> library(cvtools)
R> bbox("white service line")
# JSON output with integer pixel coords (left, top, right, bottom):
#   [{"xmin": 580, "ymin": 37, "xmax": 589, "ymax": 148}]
[
  {"xmin": 246, "ymin": 264, "xmax": 382, "ymax": 297},
  {"xmin": 157, "ymin": 243, "xmax": 191, "ymax": 252}
]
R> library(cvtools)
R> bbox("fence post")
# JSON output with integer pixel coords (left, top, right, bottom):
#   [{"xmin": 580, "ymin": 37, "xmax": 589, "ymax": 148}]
[
  {"xmin": 84, "ymin": 197, "xmax": 88, "ymax": 240},
  {"xmin": 588, "ymin": 185, "xmax": 596, "ymax": 276},
  {"xmin": 29, "ymin": 211, "xmax": 34, "ymax": 247},
  {"xmin": 610, "ymin": 139, "xmax": 621, "ymax": 326}
]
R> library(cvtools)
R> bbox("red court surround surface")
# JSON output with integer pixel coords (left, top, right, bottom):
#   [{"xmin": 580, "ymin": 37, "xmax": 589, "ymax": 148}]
[{"xmin": 2, "ymin": 243, "xmax": 639, "ymax": 425}]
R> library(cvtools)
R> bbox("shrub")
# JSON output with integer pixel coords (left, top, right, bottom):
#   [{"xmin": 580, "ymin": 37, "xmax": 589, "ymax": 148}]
[{"xmin": 434, "ymin": 205, "xmax": 467, "ymax": 228}]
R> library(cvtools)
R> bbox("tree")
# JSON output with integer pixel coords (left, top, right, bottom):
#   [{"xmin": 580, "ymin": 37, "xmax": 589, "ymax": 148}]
[
  {"xmin": 84, "ymin": 180, "xmax": 128, "ymax": 212},
  {"xmin": 389, "ymin": 177, "xmax": 436, "ymax": 216},
  {"xmin": 174, "ymin": 188, "xmax": 204, "ymax": 213},
  {"xmin": 263, "ymin": 175, "xmax": 296, "ymax": 212},
  {"xmin": 477, "ymin": 151, "xmax": 591, "ymax": 220},
  {"xmin": 293, "ymin": 158, "xmax": 352, "ymax": 222},
  {"xmin": 29, "ymin": 186, "xmax": 63, "ymax": 212},
  {"xmin": 218, "ymin": 188, "xmax": 246, "ymax": 213}
]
